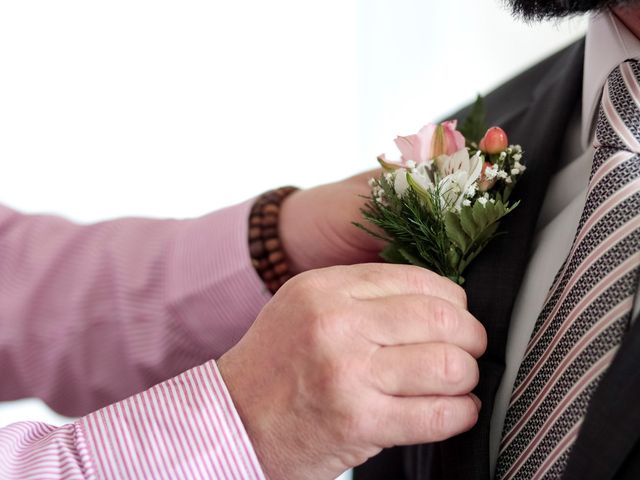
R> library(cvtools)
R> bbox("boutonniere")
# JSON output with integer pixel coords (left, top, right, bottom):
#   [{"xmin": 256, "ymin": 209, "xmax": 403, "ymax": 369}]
[{"xmin": 355, "ymin": 97, "xmax": 526, "ymax": 285}]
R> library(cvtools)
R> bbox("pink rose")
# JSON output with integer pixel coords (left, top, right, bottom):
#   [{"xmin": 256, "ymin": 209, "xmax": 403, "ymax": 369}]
[{"xmin": 394, "ymin": 120, "xmax": 466, "ymax": 164}]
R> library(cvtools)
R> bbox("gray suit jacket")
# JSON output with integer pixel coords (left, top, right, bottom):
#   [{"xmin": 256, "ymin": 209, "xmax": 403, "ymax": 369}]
[{"xmin": 355, "ymin": 39, "xmax": 640, "ymax": 480}]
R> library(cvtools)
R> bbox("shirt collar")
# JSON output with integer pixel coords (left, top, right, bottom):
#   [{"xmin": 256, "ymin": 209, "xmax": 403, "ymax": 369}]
[{"xmin": 582, "ymin": 9, "xmax": 640, "ymax": 148}]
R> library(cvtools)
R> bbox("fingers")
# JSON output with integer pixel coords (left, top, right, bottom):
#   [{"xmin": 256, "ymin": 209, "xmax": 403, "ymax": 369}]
[
  {"xmin": 373, "ymin": 394, "xmax": 481, "ymax": 447},
  {"xmin": 360, "ymin": 294, "xmax": 487, "ymax": 358},
  {"xmin": 333, "ymin": 263, "xmax": 467, "ymax": 308},
  {"xmin": 370, "ymin": 343, "xmax": 479, "ymax": 396}
]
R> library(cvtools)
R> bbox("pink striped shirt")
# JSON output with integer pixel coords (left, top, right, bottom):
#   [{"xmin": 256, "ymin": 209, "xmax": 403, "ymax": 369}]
[{"xmin": 0, "ymin": 200, "xmax": 271, "ymax": 478}]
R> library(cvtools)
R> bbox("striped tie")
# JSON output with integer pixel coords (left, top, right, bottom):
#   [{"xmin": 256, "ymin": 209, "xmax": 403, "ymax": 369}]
[{"xmin": 495, "ymin": 60, "xmax": 640, "ymax": 479}]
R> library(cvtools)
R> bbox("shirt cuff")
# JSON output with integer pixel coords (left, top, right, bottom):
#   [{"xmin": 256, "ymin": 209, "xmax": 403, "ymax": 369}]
[
  {"xmin": 167, "ymin": 199, "xmax": 273, "ymax": 358},
  {"xmin": 80, "ymin": 360, "xmax": 266, "ymax": 480}
]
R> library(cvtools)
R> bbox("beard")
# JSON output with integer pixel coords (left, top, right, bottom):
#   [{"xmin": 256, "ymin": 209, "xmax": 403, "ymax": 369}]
[{"xmin": 506, "ymin": 0, "xmax": 636, "ymax": 20}]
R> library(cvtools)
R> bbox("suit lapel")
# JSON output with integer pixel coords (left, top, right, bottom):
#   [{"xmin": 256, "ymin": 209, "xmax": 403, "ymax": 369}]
[
  {"xmin": 563, "ymin": 312, "xmax": 640, "ymax": 479},
  {"xmin": 405, "ymin": 40, "xmax": 586, "ymax": 480}
]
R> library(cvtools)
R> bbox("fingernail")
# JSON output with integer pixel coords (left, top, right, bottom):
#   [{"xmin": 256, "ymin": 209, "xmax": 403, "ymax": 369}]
[{"xmin": 470, "ymin": 393, "xmax": 482, "ymax": 410}]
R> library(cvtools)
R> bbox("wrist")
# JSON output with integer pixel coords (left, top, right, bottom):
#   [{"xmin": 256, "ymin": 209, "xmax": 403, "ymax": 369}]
[
  {"xmin": 217, "ymin": 351, "xmax": 290, "ymax": 480},
  {"xmin": 278, "ymin": 190, "xmax": 312, "ymax": 275}
]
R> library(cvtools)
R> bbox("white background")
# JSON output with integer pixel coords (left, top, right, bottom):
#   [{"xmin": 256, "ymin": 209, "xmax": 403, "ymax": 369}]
[{"xmin": 0, "ymin": 0, "xmax": 586, "ymax": 474}]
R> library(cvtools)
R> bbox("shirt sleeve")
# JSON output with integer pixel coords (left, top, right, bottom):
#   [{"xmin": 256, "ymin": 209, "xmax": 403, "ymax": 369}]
[
  {"xmin": 0, "ymin": 360, "xmax": 266, "ymax": 480},
  {"xmin": 0, "ymin": 200, "xmax": 272, "ymax": 417}
]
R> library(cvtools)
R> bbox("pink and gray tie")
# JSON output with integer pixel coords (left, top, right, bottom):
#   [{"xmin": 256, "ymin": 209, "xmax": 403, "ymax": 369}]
[{"xmin": 495, "ymin": 60, "xmax": 640, "ymax": 479}]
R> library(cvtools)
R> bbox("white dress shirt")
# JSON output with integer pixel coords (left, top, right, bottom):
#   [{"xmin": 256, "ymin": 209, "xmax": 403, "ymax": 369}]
[{"xmin": 489, "ymin": 10, "xmax": 640, "ymax": 475}]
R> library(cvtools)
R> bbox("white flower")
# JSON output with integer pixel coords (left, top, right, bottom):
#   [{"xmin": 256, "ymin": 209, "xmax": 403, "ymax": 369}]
[
  {"xmin": 513, "ymin": 153, "xmax": 522, "ymax": 162},
  {"xmin": 435, "ymin": 149, "xmax": 470, "ymax": 176},
  {"xmin": 438, "ymin": 171, "xmax": 465, "ymax": 208},
  {"xmin": 463, "ymin": 199, "xmax": 471, "ymax": 207},
  {"xmin": 394, "ymin": 163, "xmax": 435, "ymax": 198},
  {"xmin": 497, "ymin": 170, "xmax": 509, "ymax": 179},
  {"xmin": 406, "ymin": 160, "xmax": 417, "ymax": 170},
  {"xmin": 465, "ymin": 183, "xmax": 477, "ymax": 198},
  {"xmin": 478, "ymin": 197, "xmax": 488, "ymax": 207},
  {"xmin": 499, "ymin": 152, "xmax": 507, "ymax": 160},
  {"xmin": 394, "ymin": 169, "xmax": 410, "ymax": 197},
  {"xmin": 511, "ymin": 168, "xmax": 520, "ymax": 175},
  {"xmin": 368, "ymin": 178, "xmax": 376, "ymax": 187},
  {"xmin": 435, "ymin": 149, "xmax": 483, "ymax": 210},
  {"xmin": 420, "ymin": 159, "xmax": 435, "ymax": 170},
  {"xmin": 484, "ymin": 164, "xmax": 499, "ymax": 181},
  {"xmin": 411, "ymin": 164, "xmax": 434, "ymax": 191}
]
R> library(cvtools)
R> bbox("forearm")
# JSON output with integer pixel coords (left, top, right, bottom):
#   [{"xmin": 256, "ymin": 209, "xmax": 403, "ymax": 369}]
[
  {"xmin": 0, "ymin": 200, "xmax": 271, "ymax": 415},
  {"xmin": 0, "ymin": 360, "xmax": 265, "ymax": 480}
]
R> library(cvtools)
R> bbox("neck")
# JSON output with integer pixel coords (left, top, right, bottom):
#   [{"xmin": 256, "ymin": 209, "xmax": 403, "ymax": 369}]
[{"xmin": 613, "ymin": 6, "xmax": 640, "ymax": 39}]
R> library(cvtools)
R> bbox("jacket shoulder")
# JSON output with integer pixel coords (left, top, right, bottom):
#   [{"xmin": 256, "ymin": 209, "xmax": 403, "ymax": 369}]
[{"xmin": 448, "ymin": 38, "xmax": 585, "ymax": 123}]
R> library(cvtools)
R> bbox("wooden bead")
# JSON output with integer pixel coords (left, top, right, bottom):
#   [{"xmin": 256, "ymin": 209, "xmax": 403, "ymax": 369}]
[
  {"xmin": 262, "ymin": 227, "xmax": 278, "ymax": 239},
  {"xmin": 263, "ymin": 203, "xmax": 279, "ymax": 215},
  {"xmin": 249, "ymin": 240, "xmax": 265, "ymax": 257},
  {"xmin": 249, "ymin": 216, "xmax": 262, "ymax": 227},
  {"xmin": 249, "ymin": 227, "xmax": 261, "ymax": 240},
  {"xmin": 274, "ymin": 262, "xmax": 288, "ymax": 275},
  {"xmin": 261, "ymin": 215, "xmax": 278, "ymax": 227},
  {"xmin": 265, "ymin": 238, "xmax": 280, "ymax": 252},
  {"xmin": 263, "ymin": 192, "xmax": 280, "ymax": 204},
  {"xmin": 262, "ymin": 269, "xmax": 276, "ymax": 281},
  {"xmin": 268, "ymin": 251, "xmax": 284, "ymax": 264}
]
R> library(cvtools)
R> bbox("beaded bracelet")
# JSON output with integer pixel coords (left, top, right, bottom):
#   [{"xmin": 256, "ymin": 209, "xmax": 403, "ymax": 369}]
[{"xmin": 249, "ymin": 186, "xmax": 298, "ymax": 294}]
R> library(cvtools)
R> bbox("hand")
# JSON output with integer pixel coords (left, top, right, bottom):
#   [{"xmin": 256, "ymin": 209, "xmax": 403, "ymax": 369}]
[
  {"xmin": 279, "ymin": 170, "xmax": 386, "ymax": 274},
  {"xmin": 217, "ymin": 263, "xmax": 487, "ymax": 480}
]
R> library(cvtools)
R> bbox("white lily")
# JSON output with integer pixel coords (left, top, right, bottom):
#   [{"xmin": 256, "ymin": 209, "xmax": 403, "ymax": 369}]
[
  {"xmin": 394, "ymin": 168, "xmax": 410, "ymax": 197},
  {"xmin": 434, "ymin": 149, "xmax": 483, "ymax": 210},
  {"xmin": 394, "ymin": 163, "xmax": 434, "ymax": 198},
  {"xmin": 411, "ymin": 163, "xmax": 434, "ymax": 191}
]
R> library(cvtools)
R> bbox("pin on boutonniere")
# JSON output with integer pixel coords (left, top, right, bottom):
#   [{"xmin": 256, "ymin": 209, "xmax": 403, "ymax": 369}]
[{"xmin": 355, "ymin": 97, "xmax": 526, "ymax": 285}]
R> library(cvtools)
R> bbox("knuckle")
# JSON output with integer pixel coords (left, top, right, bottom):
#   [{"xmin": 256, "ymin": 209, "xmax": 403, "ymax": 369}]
[
  {"xmin": 477, "ymin": 323, "xmax": 489, "ymax": 355},
  {"xmin": 406, "ymin": 266, "xmax": 438, "ymax": 291},
  {"xmin": 470, "ymin": 360, "xmax": 481, "ymax": 389},
  {"xmin": 316, "ymin": 354, "xmax": 357, "ymax": 399},
  {"xmin": 283, "ymin": 271, "xmax": 317, "ymax": 306},
  {"xmin": 453, "ymin": 284, "xmax": 468, "ymax": 307},
  {"xmin": 305, "ymin": 299, "xmax": 343, "ymax": 339},
  {"xmin": 440, "ymin": 345, "xmax": 467, "ymax": 386},
  {"xmin": 429, "ymin": 298, "xmax": 458, "ymax": 333},
  {"xmin": 300, "ymin": 315, "xmax": 348, "ymax": 370},
  {"xmin": 314, "ymin": 309, "xmax": 350, "ymax": 346},
  {"xmin": 289, "ymin": 268, "xmax": 320, "ymax": 292},
  {"xmin": 461, "ymin": 397, "xmax": 480, "ymax": 429},
  {"xmin": 428, "ymin": 398, "xmax": 453, "ymax": 438},
  {"xmin": 358, "ymin": 263, "xmax": 388, "ymax": 286}
]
